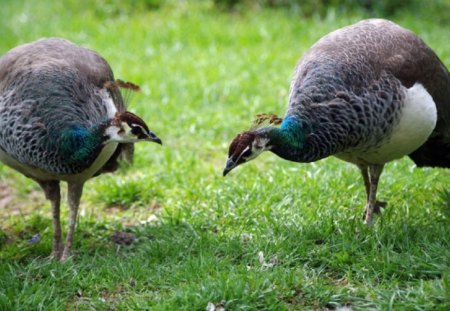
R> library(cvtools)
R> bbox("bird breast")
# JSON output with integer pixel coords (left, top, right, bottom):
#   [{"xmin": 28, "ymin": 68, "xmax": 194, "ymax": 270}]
[{"xmin": 0, "ymin": 141, "xmax": 119, "ymax": 182}]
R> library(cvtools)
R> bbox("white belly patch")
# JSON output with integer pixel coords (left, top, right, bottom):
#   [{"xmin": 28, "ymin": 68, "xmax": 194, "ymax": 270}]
[{"xmin": 336, "ymin": 83, "xmax": 437, "ymax": 165}]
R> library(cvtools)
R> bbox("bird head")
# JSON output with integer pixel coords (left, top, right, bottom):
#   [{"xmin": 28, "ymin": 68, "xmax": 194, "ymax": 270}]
[
  {"xmin": 223, "ymin": 130, "xmax": 271, "ymax": 176},
  {"xmin": 106, "ymin": 111, "xmax": 162, "ymax": 145},
  {"xmin": 223, "ymin": 113, "xmax": 283, "ymax": 176}
]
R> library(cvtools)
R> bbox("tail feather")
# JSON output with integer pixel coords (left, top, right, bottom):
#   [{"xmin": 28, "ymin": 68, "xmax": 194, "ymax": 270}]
[{"xmin": 409, "ymin": 135, "xmax": 450, "ymax": 168}]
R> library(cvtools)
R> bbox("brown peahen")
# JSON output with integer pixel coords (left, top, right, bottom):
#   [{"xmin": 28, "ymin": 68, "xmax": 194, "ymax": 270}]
[
  {"xmin": 224, "ymin": 19, "xmax": 450, "ymax": 225},
  {"xmin": 0, "ymin": 38, "xmax": 162, "ymax": 261}
]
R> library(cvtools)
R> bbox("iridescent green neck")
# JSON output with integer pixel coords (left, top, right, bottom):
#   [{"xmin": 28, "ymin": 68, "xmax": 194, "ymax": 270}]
[
  {"xmin": 253, "ymin": 117, "xmax": 303, "ymax": 161},
  {"xmin": 259, "ymin": 116, "xmax": 317, "ymax": 163},
  {"xmin": 267, "ymin": 117, "xmax": 305, "ymax": 149},
  {"xmin": 58, "ymin": 123, "xmax": 108, "ymax": 164}
]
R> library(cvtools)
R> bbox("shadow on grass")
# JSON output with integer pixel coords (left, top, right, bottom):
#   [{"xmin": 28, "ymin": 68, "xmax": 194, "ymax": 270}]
[{"xmin": 438, "ymin": 187, "xmax": 450, "ymax": 217}]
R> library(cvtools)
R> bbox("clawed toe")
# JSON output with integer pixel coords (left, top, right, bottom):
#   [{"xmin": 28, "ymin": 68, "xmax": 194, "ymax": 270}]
[
  {"xmin": 51, "ymin": 250, "xmax": 62, "ymax": 260},
  {"xmin": 51, "ymin": 242, "xmax": 63, "ymax": 260},
  {"xmin": 362, "ymin": 200, "xmax": 387, "ymax": 220},
  {"xmin": 60, "ymin": 253, "xmax": 70, "ymax": 262},
  {"xmin": 374, "ymin": 201, "xmax": 387, "ymax": 214}
]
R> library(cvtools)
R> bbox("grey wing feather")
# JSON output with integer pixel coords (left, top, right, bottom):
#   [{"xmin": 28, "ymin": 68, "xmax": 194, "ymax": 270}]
[
  {"xmin": 289, "ymin": 19, "xmax": 450, "ymax": 167},
  {"xmin": 0, "ymin": 38, "xmax": 133, "ymax": 175}
]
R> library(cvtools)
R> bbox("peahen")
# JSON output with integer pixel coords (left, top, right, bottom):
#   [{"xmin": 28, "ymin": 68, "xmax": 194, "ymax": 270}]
[
  {"xmin": 0, "ymin": 38, "xmax": 162, "ymax": 261},
  {"xmin": 224, "ymin": 19, "xmax": 450, "ymax": 225}
]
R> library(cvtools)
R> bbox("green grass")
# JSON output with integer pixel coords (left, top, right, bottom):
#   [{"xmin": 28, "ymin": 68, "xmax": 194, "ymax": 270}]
[{"xmin": 0, "ymin": 0, "xmax": 449, "ymax": 310}]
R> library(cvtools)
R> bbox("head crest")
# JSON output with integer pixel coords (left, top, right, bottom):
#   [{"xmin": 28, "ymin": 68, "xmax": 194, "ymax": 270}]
[
  {"xmin": 250, "ymin": 113, "xmax": 283, "ymax": 130},
  {"xmin": 113, "ymin": 111, "xmax": 150, "ymax": 132},
  {"xmin": 104, "ymin": 79, "xmax": 141, "ymax": 92},
  {"xmin": 104, "ymin": 79, "xmax": 141, "ymax": 107}
]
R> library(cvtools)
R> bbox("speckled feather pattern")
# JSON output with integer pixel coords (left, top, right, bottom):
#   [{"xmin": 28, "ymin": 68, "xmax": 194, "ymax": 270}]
[
  {"xmin": 277, "ymin": 19, "xmax": 450, "ymax": 166},
  {"xmin": 0, "ymin": 38, "xmax": 128, "ymax": 176},
  {"xmin": 224, "ymin": 19, "xmax": 448, "ymax": 228},
  {"xmin": 279, "ymin": 65, "xmax": 405, "ymax": 163}
]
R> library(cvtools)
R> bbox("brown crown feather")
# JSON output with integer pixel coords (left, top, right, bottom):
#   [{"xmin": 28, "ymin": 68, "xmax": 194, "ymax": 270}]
[
  {"xmin": 251, "ymin": 113, "xmax": 283, "ymax": 130},
  {"xmin": 104, "ymin": 79, "xmax": 141, "ymax": 92},
  {"xmin": 228, "ymin": 131, "xmax": 256, "ymax": 157},
  {"xmin": 112, "ymin": 111, "xmax": 150, "ymax": 132}
]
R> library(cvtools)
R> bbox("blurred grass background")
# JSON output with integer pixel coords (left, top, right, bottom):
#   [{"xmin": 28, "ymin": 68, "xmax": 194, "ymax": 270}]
[{"xmin": 0, "ymin": 0, "xmax": 449, "ymax": 310}]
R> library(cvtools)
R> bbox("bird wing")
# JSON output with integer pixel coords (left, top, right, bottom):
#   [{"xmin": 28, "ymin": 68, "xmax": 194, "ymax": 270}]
[
  {"xmin": 0, "ymin": 38, "xmax": 125, "ymax": 112},
  {"xmin": 289, "ymin": 19, "xmax": 450, "ymax": 167},
  {"xmin": 0, "ymin": 38, "xmax": 134, "ymax": 175}
]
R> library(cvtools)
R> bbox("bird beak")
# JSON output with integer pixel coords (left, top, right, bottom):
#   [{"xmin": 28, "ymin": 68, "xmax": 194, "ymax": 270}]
[
  {"xmin": 147, "ymin": 131, "xmax": 162, "ymax": 145},
  {"xmin": 223, "ymin": 158, "xmax": 236, "ymax": 176}
]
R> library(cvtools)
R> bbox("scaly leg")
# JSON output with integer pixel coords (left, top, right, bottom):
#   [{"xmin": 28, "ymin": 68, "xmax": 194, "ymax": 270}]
[
  {"xmin": 358, "ymin": 164, "xmax": 387, "ymax": 219},
  {"xmin": 37, "ymin": 180, "xmax": 63, "ymax": 260},
  {"xmin": 61, "ymin": 182, "xmax": 84, "ymax": 262},
  {"xmin": 364, "ymin": 164, "xmax": 385, "ymax": 226},
  {"xmin": 358, "ymin": 164, "xmax": 371, "ymax": 196}
]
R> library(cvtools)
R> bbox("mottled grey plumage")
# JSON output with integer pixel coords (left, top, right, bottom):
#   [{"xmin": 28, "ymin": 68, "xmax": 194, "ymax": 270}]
[
  {"xmin": 284, "ymin": 19, "xmax": 449, "ymax": 166},
  {"xmin": 275, "ymin": 71, "xmax": 405, "ymax": 162},
  {"xmin": 0, "ymin": 38, "xmax": 161, "ymax": 260},
  {"xmin": 225, "ymin": 19, "xmax": 449, "ymax": 225},
  {"xmin": 0, "ymin": 38, "xmax": 132, "ymax": 176}
]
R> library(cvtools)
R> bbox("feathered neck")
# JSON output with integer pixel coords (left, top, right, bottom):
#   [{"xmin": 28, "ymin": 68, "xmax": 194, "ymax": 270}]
[
  {"xmin": 57, "ymin": 120, "xmax": 110, "ymax": 165},
  {"xmin": 258, "ymin": 116, "xmax": 309, "ymax": 162},
  {"xmin": 268, "ymin": 116, "xmax": 305, "ymax": 147},
  {"xmin": 260, "ymin": 115, "xmax": 342, "ymax": 163}
]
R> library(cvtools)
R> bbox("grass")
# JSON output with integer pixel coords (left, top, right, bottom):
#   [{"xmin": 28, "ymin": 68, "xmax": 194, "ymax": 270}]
[{"xmin": 0, "ymin": 0, "xmax": 449, "ymax": 310}]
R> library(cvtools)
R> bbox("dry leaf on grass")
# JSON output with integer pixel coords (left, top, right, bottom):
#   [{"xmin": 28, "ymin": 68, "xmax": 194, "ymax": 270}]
[{"xmin": 110, "ymin": 231, "xmax": 136, "ymax": 245}]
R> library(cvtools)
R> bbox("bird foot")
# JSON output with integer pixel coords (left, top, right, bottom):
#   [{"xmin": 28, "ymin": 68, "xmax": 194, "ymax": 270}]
[
  {"xmin": 373, "ymin": 200, "xmax": 387, "ymax": 214},
  {"xmin": 51, "ymin": 251, "xmax": 62, "ymax": 261},
  {"xmin": 363, "ymin": 201, "xmax": 387, "ymax": 223},
  {"xmin": 51, "ymin": 242, "xmax": 63, "ymax": 260},
  {"xmin": 50, "ymin": 242, "xmax": 72, "ymax": 262},
  {"xmin": 60, "ymin": 246, "xmax": 72, "ymax": 262}
]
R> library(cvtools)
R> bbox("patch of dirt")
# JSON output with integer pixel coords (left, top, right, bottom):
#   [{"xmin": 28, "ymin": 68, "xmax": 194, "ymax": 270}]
[
  {"xmin": 103, "ymin": 199, "xmax": 164, "ymax": 227},
  {"xmin": 110, "ymin": 230, "xmax": 136, "ymax": 245},
  {"xmin": 149, "ymin": 199, "xmax": 162, "ymax": 211},
  {"xmin": 104, "ymin": 200, "xmax": 162, "ymax": 215},
  {"xmin": 104, "ymin": 204, "xmax": 128, "ymax": 214},
  {"xmin": 0, "ymin": 183, "xmax": 14, "ymax": 209},
  {"xmin": 0, "ymin": 182, "xmax": 44, "ymax": 217}
]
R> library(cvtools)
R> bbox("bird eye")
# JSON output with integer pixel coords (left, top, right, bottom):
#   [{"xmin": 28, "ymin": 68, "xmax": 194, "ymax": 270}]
[
  {"xmin": 131, "ymin": 126, "xmax": 141, "ymax": 135},
  {"xmin": 242, "ymin": 148, "xmax": 252, "ymax": 157}
]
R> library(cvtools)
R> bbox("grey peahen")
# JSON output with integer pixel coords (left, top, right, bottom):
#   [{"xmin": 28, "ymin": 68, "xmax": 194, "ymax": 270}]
[
  {"xmin": 0, "ymin": 38, "xmax": 162, "ymax": 261},
  {"xmin": 224, "ymin": 19, "xmax": 450, "ymax": 225}
]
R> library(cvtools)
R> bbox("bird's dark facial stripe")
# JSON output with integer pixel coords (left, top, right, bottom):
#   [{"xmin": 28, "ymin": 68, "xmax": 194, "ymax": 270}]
[
  {"xmin": 238, "ymin": 146, "xmax": 252, "ymax": 161},
  {"xmin": 130, "ymin": 125, "xmax": 141, "ymax": 135},
  {"xmin": 128, "ymin": 123, "xmax": 153, "ymax": 140},
  {"xmin": 129, "ymin": 123, "xmax": 149, "ymax": 139},
  {"xmin": 241, "ymin": 146, "xmax": 252, "ymax": 158},
  {"xmin": 233, "ymin": 145, "xmax": 251, "ymax": 164},
  {"xmin": 120, "ymin": 111, "xmax": 150, "ymax": 133},
  {"xmin": 137, "ymin": 131, "xmax": 149, "ymax": 140},
  {"xmin": 228, "ymin": 131, "xmax": 256, "ymax": 164},
  {"xmin": 228, "ymin": 132, "xmax": 255, "ymax": 155}
]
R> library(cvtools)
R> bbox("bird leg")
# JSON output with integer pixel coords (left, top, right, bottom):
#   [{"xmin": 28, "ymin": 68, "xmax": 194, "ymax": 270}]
[
  {"xmin": 37, "ymin": 180, "xmax": 63, "ymax": 260},
  {"xmin": 358, "ymin": 165, "xmax": 387, "ymax": 217},
  {"xmin": 61, "ymin": 182, "xmax": 84, "ymax": 262},
  {"xmin": 361, "ymin": 164, "xmax": 385, "ymax": 226}
]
